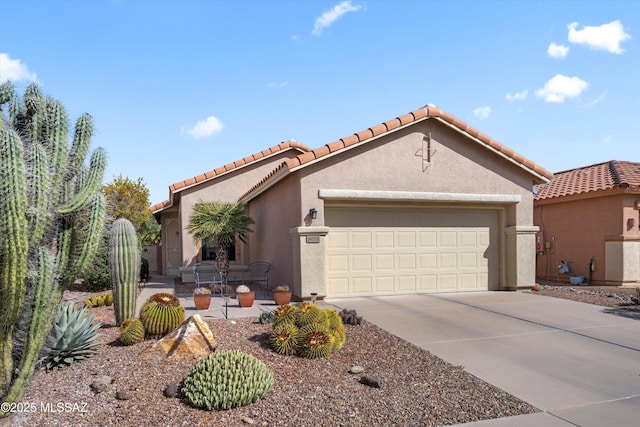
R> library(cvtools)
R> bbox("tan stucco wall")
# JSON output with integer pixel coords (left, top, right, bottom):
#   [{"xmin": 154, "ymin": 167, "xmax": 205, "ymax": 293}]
[
  {"xmin": 298, "ymin": 121, "xmax": 535, "ymax": 228},
  {"xmin": 246, "ymin": 175, "xmax": 301, "ymax": 293},
  {"xmin": 248, "ymin": 118, "xmax": 541, "ymax": 295},
  {"xmin": 174, "ymin": 152, "xmax": 301, "ymax": 267},
  {"xmin": 534, "ymin": 192, "xmax": 640, "ymax": 284}
]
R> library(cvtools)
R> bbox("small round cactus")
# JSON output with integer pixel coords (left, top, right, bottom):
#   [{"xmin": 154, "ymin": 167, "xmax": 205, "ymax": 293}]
[
  {"xmin": 270, "ymin": 322, "xmax": 299, "ymax": 355},
  {"xmin": 119, "ymin": 318, "xmax": 145, "ymax": 346},
  {"xmin": 139, "ymin": 293, "xmax": 185, "ymax": 338},
  {"xmin": 181, "ymin": 350, "xmax": 274, "ymax": 411},
  {"xmin": 298, "ymin": 324, "xmax": 335, "ymax": 359}
]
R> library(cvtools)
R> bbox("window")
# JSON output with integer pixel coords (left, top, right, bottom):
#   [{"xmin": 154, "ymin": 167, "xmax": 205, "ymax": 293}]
[{"xmin": 201, "ymin": 242, "xmax": 236, "ymax": 262}]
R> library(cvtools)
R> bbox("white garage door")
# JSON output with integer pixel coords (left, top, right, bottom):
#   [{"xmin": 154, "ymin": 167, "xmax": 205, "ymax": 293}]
[{"xmin": 325, "ymin": 207, "xmax": 500, "ymax": 297}]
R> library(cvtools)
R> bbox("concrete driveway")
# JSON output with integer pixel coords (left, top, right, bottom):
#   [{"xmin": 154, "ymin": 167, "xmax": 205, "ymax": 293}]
[{"xmin": 325, "ymin": 292, "xmax": 640, "ymax": 427}]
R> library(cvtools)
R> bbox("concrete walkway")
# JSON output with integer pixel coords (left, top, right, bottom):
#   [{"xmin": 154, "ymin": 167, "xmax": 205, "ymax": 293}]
[
  {"xmin": 136, "ymin": 275, "xmax": 331, "ymax": 320},
  {"xmin": 326, "ymin": 292, "xmax": 640, "ymax": 427}
]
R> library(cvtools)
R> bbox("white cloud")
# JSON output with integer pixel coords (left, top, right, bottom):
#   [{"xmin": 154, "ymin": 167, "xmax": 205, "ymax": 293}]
[
  {"xmin": 585, "ymin": 92, "xmax": 607, "ymax": 107},
  {"xmin": 182, "ymin": 116, "xmax": 224, "ymax": 139},
  {"xmin": 547, "ymin": 42, "xmax": 569, "ymax": 58},
  {"xmin": 267, "ymin": 81, "xmax": 288, "ymax": 88},
  {"xmin": 506, "ymin": 89, "xmax": 528, "ymax": 101},
  {"xmin": 603, "ymin": 135, "xmax": 613, "ymax": 145},
  {"xmin": 0, "ymin": 53, "xmax": 37, "ymax": 82},
  {"xmin": 567, "ymin": 20, "xmax": 630, "ymax": 54},
  {"xmin": 535, "ymin": 74, "xmax": 588, "ymax": 103},
  {"xmin": 473, "ymin": 106, "xmax": 491, "ymax": 120},
  {"xmin": 312, "ymin": 1, "xmax": 362, "ymax": 36}
]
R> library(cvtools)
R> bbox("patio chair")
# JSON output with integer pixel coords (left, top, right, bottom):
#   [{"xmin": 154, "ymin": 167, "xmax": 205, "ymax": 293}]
[
  {"xmin": 193, "ymin": 264, "xmax": 228, "ymax": 297},
  {"xmin": 243, "ymin": 262, "xmax": 271, "ymax": 297}
]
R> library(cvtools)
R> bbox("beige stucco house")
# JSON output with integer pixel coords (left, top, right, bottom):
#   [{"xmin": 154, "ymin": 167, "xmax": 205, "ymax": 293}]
[
  {"xmin": 153, "ymin": 104, "xmax": 552, "ymax": 298},
  {"xmin": 534, "ymin": 160, "xmax": 640, "ymax": 285}
]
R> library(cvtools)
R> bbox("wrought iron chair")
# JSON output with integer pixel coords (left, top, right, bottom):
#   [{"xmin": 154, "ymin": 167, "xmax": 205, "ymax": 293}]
[
  {"xmin": 243, "ymin": 262, "xmax": 271, "ymax": 297},
  {"xmin": 193, "ymin": 264, "xmax": 227, "ymax": 297}
]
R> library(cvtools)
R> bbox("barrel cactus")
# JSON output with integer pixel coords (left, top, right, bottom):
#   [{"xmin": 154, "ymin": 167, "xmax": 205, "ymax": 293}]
[
  {"xmin": 119, "ymin": 318, "xmax": 145, "ymax": 346},
  {"xmin": 109, "ymin": 218, "xmax": 140, "ymax": 325},
  {"xmin": 181, "ymin": 350, "xmax": 274, "ymax": 411},
  {"xmin": 139, "ymin": 293, "xmax": 185, "ymax": 338},
  {"xmin": 270, "ymin": 321, "xmax": 299, "ymax": 355},
  {"xmin": 269, "ymin": 303, "xmax": 345, "ymax": 358},
  {"xmin": 1, "ymin": 82, "xmax": 106, "ymax": 411},
  {"xmin": 38, "ymin": 304, "xmax": 102, "ymax": 370}
]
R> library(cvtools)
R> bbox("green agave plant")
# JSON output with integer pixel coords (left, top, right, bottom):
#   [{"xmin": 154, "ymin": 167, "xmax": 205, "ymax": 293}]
[{"xmin": 38, "ymin": 304, "xmax": 102, "ymax": 370}]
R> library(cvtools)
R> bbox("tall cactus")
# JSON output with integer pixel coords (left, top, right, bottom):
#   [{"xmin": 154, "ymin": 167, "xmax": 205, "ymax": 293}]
[
  {"xmin": 0, "ymin": 82, "xmax": 106, "ymax": 414},
  {"xmin": 110, "ymin": 218, "xmax": 140, "ymax": 325}
]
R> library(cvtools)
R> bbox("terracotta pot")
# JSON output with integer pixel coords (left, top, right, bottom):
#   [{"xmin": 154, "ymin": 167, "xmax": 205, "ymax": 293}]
[
  {"xmin": 237, "ymin": 291, "xmax": 255, "ymax": 308},
  {"xmin": 193, "ymin": 293, "xmax": 212, "ymax": 310},
  {"xmin": 273, "ymin": 291, "xmax": 292, "ymax": 306}
]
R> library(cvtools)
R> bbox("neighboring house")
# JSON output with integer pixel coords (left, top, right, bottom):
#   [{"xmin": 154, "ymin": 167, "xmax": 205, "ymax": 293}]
[
  {"xmin": 150, "ymin": 141, "xmax": 310, "ymax": 276},
  {"xmin": 152, "ymin": 104, "xmax": 552, "ymax": 298},
  {"xmin": 534, "ymin": 160, "xmax": 640, "ymax": 285}
]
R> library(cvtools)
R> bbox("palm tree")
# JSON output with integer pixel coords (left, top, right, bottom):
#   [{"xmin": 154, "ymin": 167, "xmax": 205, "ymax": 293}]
[{"xmin": 187, "ymin": 201, "xmax": 255, "ymax": 280}]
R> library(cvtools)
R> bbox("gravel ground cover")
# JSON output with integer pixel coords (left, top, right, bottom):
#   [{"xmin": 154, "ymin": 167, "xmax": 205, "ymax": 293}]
[
  {"xmin": 9, "ymin": 281, "xmax": 639, "ymax": 426},
  {"xmin": 10, "ymin": 292, "xmax": 536, "ymax": 427},
  {"xmin": 530, "ymin": 280, "xmax": 640, "ymax": 314}
]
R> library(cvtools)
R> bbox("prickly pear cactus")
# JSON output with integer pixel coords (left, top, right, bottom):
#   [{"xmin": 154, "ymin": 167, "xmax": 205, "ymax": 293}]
[
  {"xmin": 109, "ymin": 218, "xmax": 140, "ymax": 325},
  {"xmin": 0, "ymin": 82, "xmax": 106, "ymax": 412}
]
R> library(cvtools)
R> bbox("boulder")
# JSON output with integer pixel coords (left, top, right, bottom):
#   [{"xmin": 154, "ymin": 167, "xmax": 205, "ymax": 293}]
[{"xmin": 138, "ymin": 315, "xmax": 217, "ymax": 362}]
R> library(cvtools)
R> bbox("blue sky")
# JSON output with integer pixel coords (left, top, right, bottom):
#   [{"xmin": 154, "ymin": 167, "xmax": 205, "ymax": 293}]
[{"xmin": 1, "ymin": 0, "xmax": 638, "ymax": 205}]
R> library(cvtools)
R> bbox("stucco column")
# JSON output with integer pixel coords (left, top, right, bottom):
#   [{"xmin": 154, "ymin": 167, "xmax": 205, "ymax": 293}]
[
  {"xmin": 605, "ymin": 237, "xmax": 640, "ymax": 284},
  {"xmin": 290, "ymin": 226, "xmax": 330, "ymax": 299},
  {"xmin": 505, "ymin": 226, "xmax": 539, "ymax": 290}
]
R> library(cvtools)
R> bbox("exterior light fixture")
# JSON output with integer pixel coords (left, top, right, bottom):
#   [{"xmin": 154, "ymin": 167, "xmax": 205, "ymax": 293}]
[{"xmin": 309, "ymin": 208, "xmax": 317, "ymax": 220}]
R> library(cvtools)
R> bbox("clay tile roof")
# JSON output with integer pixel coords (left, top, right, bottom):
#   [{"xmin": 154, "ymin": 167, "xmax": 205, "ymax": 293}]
[
  {"xmin": 151, "ymin": 140, "xmax": 310, "ymax": 213},
  {"xmin": 285, "ymin": 104, "xmax": 552, "ymax": 180},
  {"xmin": 535, "ymin": 160, "xmax": 640, "ymax": 200},
  {"xmin": 240, "ymin": 104, "xmax": 554, "ymax": 202}
]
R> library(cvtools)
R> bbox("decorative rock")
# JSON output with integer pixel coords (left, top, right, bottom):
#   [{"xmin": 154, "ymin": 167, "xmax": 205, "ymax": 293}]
[
  {"xmin": 138, "ymin": 315, "xmax": 217, "ymax": 362},
  {"xmin": 164, "ymin": 383, "xmax": 178, "ymax": 397},
  {"xmin": 360, "ymin": 375, "xmax": 381, "ymax": 388},
  {"xmin": 531, "ymin": 283, "xmax": 540, "ymax": 291},
  {"xmin": 349, "ymin": 365, "xmax": 365, "ymax": 374},
  {"xmin": 116, "ymin": 389, "xmax": 133, "ymax": 400},
  {"xmin": 90, "ymin": 376, "xmax": 113, "ymax": 394},
  {"xmin": 241, "ymin": 416, "xmax": 256, "ymax": 425}
]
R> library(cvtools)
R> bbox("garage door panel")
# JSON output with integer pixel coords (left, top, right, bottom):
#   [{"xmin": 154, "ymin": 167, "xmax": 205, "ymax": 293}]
[
  {"xmin": 419, "ymin": 274, "xmax": 438, "ymax": 291},
  {"xmin": 396, "ymin": 253, "xmax": 416, "ymax": 270},
  {"xmin": 352, "ymin": 277, "xmax": 373, "ymax": 294},
  {"xmin": 327, "ymin": 277, "xmax": 350, "ymax": 296},
  {"xmin": 351, "ymin": 231, "xmax": 372, "ymax": 249},
  {"xmin": 375, "ymin": 254, "xmax": 394, "ymax": 270},
  {"xmin": 440, "ymin": 252, "xmax": 458, "ymax": 268},
  {"xmin": 419, "ymin": 253, "xmax": 437, "ymax": 269},
  {"xmin": 374, "ymin": 231, "xmax": 394, "ymax": 248},
  {"xmin": 396, "ymin": 231, "xmax": 416, "ymax": 248},
  {"xmin": 326, "ymin": 208, "xmax": 499, "ymax": 297},
  {"xmin": 328, "ymin": 231, "xmax": 349, "ymax": 249},
  {"xmin": 460, "ymin": 252, "xmax": 478, "ymax": 268},
  {"xmin": 440, "ymin": 231, "xmax": 457, "ymax": 247},
  {"xmin": 375, "ymin": 276, "xmax": 394, "ymax": 292},
  {"xmin": 327, "ymin": 254, "xmax": 349, "ymax": 272},
  {"xmin": 351, "ymin": 254, "xmax": 372, "ymax": 272},
  {"xmin": 419, "ymin": 231, "xmax": 438, "ymax": 247},
  {"xmin": 396, "ymin": 275, "xmax": 416, "ymax": 292}
]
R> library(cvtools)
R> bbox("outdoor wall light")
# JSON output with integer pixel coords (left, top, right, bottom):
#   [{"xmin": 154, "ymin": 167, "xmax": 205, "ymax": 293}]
[{"xmin": 309, "ymin": 208, "xmax": 317, "ymax": 220}]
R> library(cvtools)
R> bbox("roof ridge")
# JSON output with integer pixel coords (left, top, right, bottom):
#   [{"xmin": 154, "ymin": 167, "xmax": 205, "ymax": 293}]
[
  {"xmin": 150, "ymin": 140, "xmax": 310, "ymax": 213},
  {"xmin": 608, "ymin": 160, "xmax": 628, "ymax": 187}
]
